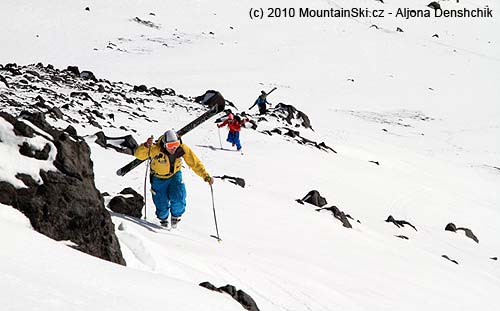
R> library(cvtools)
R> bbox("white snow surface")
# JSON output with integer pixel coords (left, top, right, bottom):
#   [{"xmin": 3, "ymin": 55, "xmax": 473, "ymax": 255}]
[{"xmin": 1, "ymin": 0, "xmax": 500, "ymax": 310}]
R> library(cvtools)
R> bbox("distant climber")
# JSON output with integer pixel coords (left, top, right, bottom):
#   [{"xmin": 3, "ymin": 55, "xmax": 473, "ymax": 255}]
[
  {"xmin": 217, "ymin": 112, "xmax": 248, "ymax": 151},
  {"xmin": 249, "ymin": 90, "xmax": 272, "ymax": 115}
]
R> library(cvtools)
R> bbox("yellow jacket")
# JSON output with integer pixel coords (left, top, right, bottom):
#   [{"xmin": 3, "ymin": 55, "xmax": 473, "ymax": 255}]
[{"xmin": 134, "ymin": 142, "xmax": 210, "ymax": 180}]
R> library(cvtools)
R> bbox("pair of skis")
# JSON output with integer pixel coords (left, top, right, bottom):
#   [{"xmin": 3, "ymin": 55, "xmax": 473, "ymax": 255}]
[{"xmin": 116, "ymin": 99, "xmax": 226, "ymax": 176}]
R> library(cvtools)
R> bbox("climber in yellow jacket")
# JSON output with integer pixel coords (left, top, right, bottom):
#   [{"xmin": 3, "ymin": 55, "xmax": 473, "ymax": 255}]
[{"xmin": 134, "ymin": 129, "xmax": 214, "ymax": 228}]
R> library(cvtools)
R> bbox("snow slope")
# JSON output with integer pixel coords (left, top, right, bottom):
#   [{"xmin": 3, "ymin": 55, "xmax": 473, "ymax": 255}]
[{"xmin": 1, "ymin": 0, "xmax": 500, "ymax": 310}]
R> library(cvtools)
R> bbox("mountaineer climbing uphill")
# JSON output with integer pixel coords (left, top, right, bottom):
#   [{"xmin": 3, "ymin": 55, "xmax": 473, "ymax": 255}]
[
  {"xmin": 134, "ymin": 130, "xmax": 214, "ymax": 229},
  {"xmin": 248, "ymin": 87, "xmax": 276, "ymax": 115},
  {"xmin": 217, "ymin": 110, "xmax": 248, "ymax": 152}
]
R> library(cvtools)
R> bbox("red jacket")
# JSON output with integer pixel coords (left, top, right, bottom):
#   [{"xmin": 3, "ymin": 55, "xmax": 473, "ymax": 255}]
[{"xmin": 218, "ymin": 117, "xmax": 246, "ymax": 132}]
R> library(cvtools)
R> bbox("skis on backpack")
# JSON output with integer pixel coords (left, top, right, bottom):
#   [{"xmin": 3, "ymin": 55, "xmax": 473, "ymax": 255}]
[{"xmin": 116, "ymin": 97, "xmax": 225, "ymax": 176}]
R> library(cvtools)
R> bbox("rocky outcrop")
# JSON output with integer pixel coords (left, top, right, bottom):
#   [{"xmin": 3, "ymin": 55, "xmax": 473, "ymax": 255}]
[
  {"xmin": 0, "ymin": 111, "xmax": 125, "ymax": 265},
  {"xmin": 199, "ymin": 282, "xmax": 260, "ymax": 311},
  {"xmin": 317, "ymin": 205, "xmax": 353, "ymax": 228},
  {"xmin": 445, "ymin": 222, "xmax": 479, "ymax": 243},
  {"xmin": 385, "ymin": 215, "xmax": 417, "ymax": 231},
  {"xmin": 296, "ymin": 190, "xmax": 327, "ymax": 207}
]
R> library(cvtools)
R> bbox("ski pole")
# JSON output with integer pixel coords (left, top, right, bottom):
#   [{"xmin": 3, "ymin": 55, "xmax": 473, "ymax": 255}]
[
  {"xmin": 143, "ymin": 160, "xmax": 149, "ymax": 220},
  {"xmin": 143, "ymin": 135, "xmax": 153, "ymax": 220},
  {"xmin": 217, "ymin": 126, "xmax": 223, "ymax": 149},
  {"xmin": 209, "ymin": 184, "xmax": 221, "ymax": 242}
]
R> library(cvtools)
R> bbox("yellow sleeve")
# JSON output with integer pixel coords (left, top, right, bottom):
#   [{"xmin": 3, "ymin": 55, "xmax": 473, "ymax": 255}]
[
  {"xmin": 134, "ymin": 143, "xmax": 155, "ymax": 160},
  {"xmin": 181, "ymin": 144, "xmax": 210, "ymax": 181}
]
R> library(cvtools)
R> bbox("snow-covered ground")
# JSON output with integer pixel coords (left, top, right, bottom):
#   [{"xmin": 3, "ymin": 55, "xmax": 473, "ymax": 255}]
[{"xmin": 1, "ymin": 0, "xmax": 499, "ymax": 310}]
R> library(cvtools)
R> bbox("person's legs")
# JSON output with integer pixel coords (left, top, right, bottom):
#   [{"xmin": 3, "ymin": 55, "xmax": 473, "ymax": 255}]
[
  {"xmin": 258, "ymin": 104, "xmax": 266, "ymax": 115},
  {"xmin": 227, "ymin": 131, "xmax": 236, "ymax": 146},
  {"xmin": 151, "ymin": 176, "xmax": 170, "ymax": 220},
  {"xmin": 234, "ymin": 131, "xmax": 242, "ymax": 150},
  {"xmin": 167, "ymin": 171, "xmax": 187, "ymax": 218}
]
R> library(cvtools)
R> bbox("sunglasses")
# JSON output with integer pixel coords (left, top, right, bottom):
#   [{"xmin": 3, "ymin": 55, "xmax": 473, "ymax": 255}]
[{"xmin": 165, "ymin": 141, "xmax": 180, "ymax": 149}]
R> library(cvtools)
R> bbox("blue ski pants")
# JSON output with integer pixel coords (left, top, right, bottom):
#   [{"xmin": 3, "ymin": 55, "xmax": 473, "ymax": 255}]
[
  {"xmin": 150, "ymin": 171, "xmax": 186, "ymax": 220},
  {"xmin": 227, "ymin": 131, "xmax": 241, "ymax": 150}
]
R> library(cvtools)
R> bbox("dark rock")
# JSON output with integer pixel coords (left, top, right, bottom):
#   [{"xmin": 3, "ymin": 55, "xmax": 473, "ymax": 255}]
[
  {"xmin": 201, "ymin": 283, "xmax": 260, "ymax": 311},
  {"xmin": 80, "ymin": 70, "xmax": 97, "ymax": 81},
  {"xmin": 35, "ymin": 95, "xmax": 46, "ymax": 104},
  {"xmin": 50, "ymin": 107, "xmax": 64, "ymax": 119},
  {"xmin": 446, "ymin": 222, "xmax": 479, "ymax": 243},
  {"xmin": 385, "ymin": 215, "xmax": 417, "ymax": 231},
  {"xmin": 3, "ymin": 112, "xmax": 125, "ymax": 265},
  {"xmin": 428, "ymin": 2, "xmax": 441, "ymax": 10},
  {"xmin": 13, "ymin": 120, "xmax": 34, "ymax": 138},
  {"xmin": 396, "ymin": 27, "xmax": 404, "ymax": 32},
  {"xmin": 456, "ymin": 227, "xmax": 479, "ymax": 243},
  {"xmin": 236, "ymin": 289, "xmax": 260, "ymax": 311},
  {"xmin": 108, "ymin": 188, "xmax": 143, "ymax": 219},
  {"xmin": 64, "ymin": 125, "xmax": 77, "ymax": 136},
  {"xmin": 369, "ymin": 160, "xmax": 380, "ymax": 165},
  {"xmin": 213, "ymin": 175, "xmax": 245, "ymax": 188},
  {"xmin": 199, "ymin": 281, "xmax": 221, "ymax": 292},
  {"xmin": 442, "ymin": 255, "xmax": 459, "ymax": 265},
  {"xmin": 432, "ymin": 34, "xmax": 439, "ymax": 38},
  {"xmin": 317, "ymin": 205, "xmax": 352, "ymax": 228},
  {"xmin": 445, "ymin": 223, "xmax": 457, "ymax": 232},
  {"xmin": 150, "ymin": 87, "xmax": 163, "ymax": 97},
  {"xmin": 92, "ymin": 109, "xmax": 105, "ymax": 119},
  {"xmin": 67, "ymin": 66, "xmax": 80, "ymax": 76},
  {"xmin": 491, "ymin": 257, "xmax": 498, "ymax": 261},
  {"xmin": 94, "ymin": 131, "xmax": 138, "ymax": 155},
  {"xmin": 85, "ymin": 7, "xmax": 90, "ymax": 11},
  {"xmin": 0, "ymin": 181, "xmax": 17, "ymax": 206},
  {"xmin": 296, "ymin": 190, "xmax": 327, "ymax": 207},
  {"xmin": 134, "ymin": 84, "xmax": 148, "ymax": 92},
  {"xmin": 219, "ymin": 284, "xmax": 238, "ymax": 298},
  {"xmin": 70, "ymin": 91, "xmax": 95, "ymax": 102},
  {"xmin": 163, "ymin": 88, "xmax": 175, "ymax": 96},
  {"xmin": 18, "ymin": 142, "xmax": 51, "ymax": 160},
  {"xmin": 396, "ymin": 235, "xmax": 409, "ymax": 240},
  {"xmin": 0, "ymin": 74, "xmax": 10, "ymax": 87},
  {"xmin": 317, "ymin": 142, "xmax": 336, "ymax": 153}
]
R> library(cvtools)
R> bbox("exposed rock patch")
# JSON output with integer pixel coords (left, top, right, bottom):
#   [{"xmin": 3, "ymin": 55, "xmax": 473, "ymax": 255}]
[
  {"xmin": 296, "ymin": 190, "xmax": 327, "ymax": 207},
  {"xmin": 0, "ymin": 112, "xmax": 125, "ymax": 265},
  {"xmin": 445, "ymin": 222, "xmax": 479, "ymax": 243},
  {"xmin": 199, "ymin": 282, "xmax": 260, "ymax": 311},
  {"xmin": 385, "ymin": 215, "xmax": 417, "ymax": 231},
  {"xmin": 108, "ymin": 188, "xmax": 144, "ymax": 218}
]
